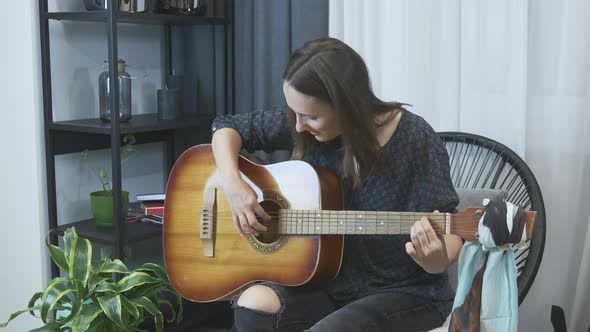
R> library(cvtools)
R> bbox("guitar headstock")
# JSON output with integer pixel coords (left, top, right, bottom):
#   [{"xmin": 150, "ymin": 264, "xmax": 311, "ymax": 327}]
[{"xmin": 450, "ymin": 207, "xmax": 537, "ymax": 242}]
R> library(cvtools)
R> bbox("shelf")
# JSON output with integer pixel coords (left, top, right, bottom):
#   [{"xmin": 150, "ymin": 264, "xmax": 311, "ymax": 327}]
[
  {"xmin": 54, "ymin": 219, "xmax": 162, "ymax": 245},
  {"xmin": 49, "ymin": 113, "xmax": 215, "ymax": 135},
  {"xmin": 44, "ymin": 11, "xmax": 228, "ymax": 25},
  {"xmin": 40, "ymin": 0, "xmax": 232, "ymax": 279}
]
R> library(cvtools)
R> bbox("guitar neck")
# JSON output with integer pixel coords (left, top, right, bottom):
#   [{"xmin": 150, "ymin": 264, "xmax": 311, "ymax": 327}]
[{"xmin": 277, "ymin": 210, "xmax": 450, "ymax": 236}]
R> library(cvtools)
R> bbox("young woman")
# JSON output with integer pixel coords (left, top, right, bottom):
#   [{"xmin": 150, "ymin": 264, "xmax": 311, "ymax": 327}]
[{"xmin": 211, "ymin": 37, "xmax": 462, "ymax": 331}]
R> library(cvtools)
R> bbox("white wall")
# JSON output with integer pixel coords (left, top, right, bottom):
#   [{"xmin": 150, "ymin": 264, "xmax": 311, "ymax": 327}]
[{"xmin": 0, "ymin": 0, "xmax": 48, "ymax": 330}]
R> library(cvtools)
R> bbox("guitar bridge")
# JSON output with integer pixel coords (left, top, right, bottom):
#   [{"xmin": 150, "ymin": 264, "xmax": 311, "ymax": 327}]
[{"xmin": 200, "ymin": 187, "xmax": 216, "ymax": 257}]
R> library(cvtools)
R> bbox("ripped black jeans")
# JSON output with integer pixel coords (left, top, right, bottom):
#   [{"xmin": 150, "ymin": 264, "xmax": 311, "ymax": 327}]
[{"xmin": 231, "ymin": 283, "xmax": 446, "ymax": 332}]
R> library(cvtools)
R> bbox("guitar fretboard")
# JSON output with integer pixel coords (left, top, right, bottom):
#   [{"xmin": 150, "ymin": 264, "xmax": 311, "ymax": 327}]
[{"xmin": 277, "ymin": 209, "xmax": 449, "ymax": 235}]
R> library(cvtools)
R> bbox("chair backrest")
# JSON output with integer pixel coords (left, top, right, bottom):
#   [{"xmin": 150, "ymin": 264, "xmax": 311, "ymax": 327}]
[{"xmin": 438, "ymin": 132, "xmax": 546, "ymax": 305}]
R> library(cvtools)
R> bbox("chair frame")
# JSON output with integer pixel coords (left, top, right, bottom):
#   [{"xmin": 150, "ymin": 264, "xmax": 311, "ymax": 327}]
[{"xmin": 438, "ymin": 132, "xmax": 546, "ymax": 305}]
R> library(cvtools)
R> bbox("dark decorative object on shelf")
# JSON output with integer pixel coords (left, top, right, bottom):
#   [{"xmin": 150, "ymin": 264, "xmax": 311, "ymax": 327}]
[
  {"xmin": 84, "ymin": 0, "xmax": 153, "ymax": 12},
  {"xmin": 157, "ymin": 89, "xmax": 182, "ymax": 120},
  {"xmin": 84, "ymin": 0, "xmax": 108, "ymax": 10},
  {"xmin": 159, "ymin": 0, "xmax": 207, "ymax": 15},
  {"xmin": 157, "ymin": 75, "xmax": 184, "ymax": 120},
  {"xmin": 119, "ymin": 0, "xmax": 151, "ymax": 12},
  {"xmin": 165, "ymin": 74, "xmax": 184, "ymax": 91}
]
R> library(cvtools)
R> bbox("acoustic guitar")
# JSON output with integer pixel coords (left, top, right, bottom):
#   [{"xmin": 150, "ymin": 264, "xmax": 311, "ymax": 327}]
[{"xmin": 163, "ymin": 144, "xmax": 536, "ymax": 302}]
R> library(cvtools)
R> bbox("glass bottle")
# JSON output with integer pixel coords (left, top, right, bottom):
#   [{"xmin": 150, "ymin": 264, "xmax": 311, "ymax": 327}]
[{"xmin": 99, "ymin": 59, "xmax": 132, "ymax": 122}]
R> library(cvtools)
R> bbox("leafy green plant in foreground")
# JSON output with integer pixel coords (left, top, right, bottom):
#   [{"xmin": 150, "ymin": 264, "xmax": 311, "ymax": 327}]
[{"xmin": 0, "ymin": 227, "xmax": 182, "ymax": 331}]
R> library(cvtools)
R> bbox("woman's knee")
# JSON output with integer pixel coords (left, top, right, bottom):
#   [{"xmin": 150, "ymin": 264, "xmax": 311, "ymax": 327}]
[{"xmin": 236, "ymin": 285, "xmax": 282, "ymax": 313}]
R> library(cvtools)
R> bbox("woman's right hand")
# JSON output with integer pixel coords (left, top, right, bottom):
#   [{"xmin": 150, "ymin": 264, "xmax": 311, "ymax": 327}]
[{"xmin": 221, "ymin": 176, "xmax": 271, "ymax": 237}]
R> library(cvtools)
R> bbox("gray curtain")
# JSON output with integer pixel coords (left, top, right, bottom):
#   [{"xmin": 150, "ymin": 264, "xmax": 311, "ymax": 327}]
[
  {"xmin": 234, "ymin": 0, "xmax": 329, "ymax": 114},
  {"xmin": 170, "ymin": 1, "xmax": 328, "ymax": 160},
  {"xmin": 233, "ymin": 0, "xmax": 329, "ymax": 162}
]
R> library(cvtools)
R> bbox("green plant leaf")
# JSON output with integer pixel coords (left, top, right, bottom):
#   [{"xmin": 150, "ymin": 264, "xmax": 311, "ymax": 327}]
[
  {"xmin": 45, "ymin": 233, "xmax": 68, "ymax": 272},
  {"xmin": 86, "ymin": 315, "xmax": 112, "ymax": 332},
  {"xmin": 98, "ymin": 169, "xmax": 111, "ymax": 191},
  {"xmin": 94, "ymin": 282, "xmax": 118, "ymax": 294},
  {"xmin": 120, "ymin": 295, "xmax": 140, "ymax": 324},
  {"xmin": 117, "ymin": 272, "xmax": 161, "ymax": 293},
  {"xmin": 91, "ymin": 259, "xmax": 105, "ymax": 275},
  {"xmin": 128, "ymin": 283, "xmax": 183, "ymax": 323},
  {"xmin": 123, "ymin": 134, "xmax": 136, "ymax": 145},
  {"xmin": 131, "ymin": 297, "xmax": 163, "ymax": 332},
  {"xmin": 0, "ymin": 305, "xmax": 40, "ymax": 328},
  {"xmin": 101, "ymin": 258, "xmax": 129, "ymax": 274},
  {"xmin": 97, "ymin": 294, "xmax": 125, "ymax": 330},
  {"xmin": 54, "ymin": 297, "xmax": 82, "ymax": 326},
  {"xmin": 88, "ymin": 275, "xmax": 110, "ymax": 293},
  {"xmin": 69, "ymin": 280, "xmax": 87, "ymax": 303},
  {"xmin": 63, "ymin": 228, "xmax": 78, "ymax": 266},
  {"xmin": 135, "ymin": 263, "xmax": 169, "ymax": 281},
  {"xmin": 68, "ymin": 236, "xmax": 92, "ymax": 287},
  {"xmin": 129, "ymin": 283, "xmax": 168, "ymax": 300},
  {"xmin": 28, "ymin": 321, "xmax": 63, "ymax": 332},
  {"xmin": 27, "ymin": 292, "xmax": 43, "ymax": 317},
  {"xmin": 174, "ymin": 290, "xmax": 183, "ymax": 324},
  {"xmin": 156, "ymin": 299, "xmax": 176, "ymax": 323},
  {"xmin": 39, "ymin": 278, "xmax": 73, "ymax": 323},
  {"xmin": 71, "ymin": 303, "xmax": 103, "ymax": 331},
  {"xmin": 122, "ymin": 134, "xmax": 136, "ymax": 154}
]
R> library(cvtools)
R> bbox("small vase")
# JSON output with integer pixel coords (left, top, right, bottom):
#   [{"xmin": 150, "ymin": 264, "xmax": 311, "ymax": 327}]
[
  {"xmin": 99, "ymin": 59, "xmax": 132, "ymax": 122},
  {"xmin": 90, "ymin": 190, "xmax": 129, "ymax": 227}
]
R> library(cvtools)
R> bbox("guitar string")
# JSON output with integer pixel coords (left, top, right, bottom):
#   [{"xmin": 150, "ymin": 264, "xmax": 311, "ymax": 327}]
[
  {"xmin": 200, "ymin": 220, "xmax": 480, "ymax": 237},
  {"xmin": 204, "ymin": 212, "xmax": 495, "ymax": 235},
  {"xmin": 207, "ymin": 211, "xmax": 489, "ymax": 224},
  {"xmin": 204, "ymin": 209, "xmax": 529, "ymax": 227},
  {"xmin": 208, "ymin": 209, "xmax": 486, "ymax": 218},
  {"xmin": 205, "ymin": 210, "xmax": 486, "ymax": 235}
]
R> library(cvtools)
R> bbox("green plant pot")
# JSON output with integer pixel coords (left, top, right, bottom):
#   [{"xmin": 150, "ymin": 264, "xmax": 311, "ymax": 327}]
[{"xmin": 90, "ymin": 190, "xmax": 129, "ymax": 227}]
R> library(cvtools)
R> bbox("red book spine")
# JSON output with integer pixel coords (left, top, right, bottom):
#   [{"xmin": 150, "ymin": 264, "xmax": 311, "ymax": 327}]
[{"xmin": 142, "ymin": 202, "xmax": 164, "ymax": 215}]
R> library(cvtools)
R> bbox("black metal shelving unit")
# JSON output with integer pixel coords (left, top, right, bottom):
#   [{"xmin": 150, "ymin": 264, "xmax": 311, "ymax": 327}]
[
  {"xmin": 44, "ymin": 11, "xmax": 228, "ymax": 25},
  {"xmin": 38, "ymin": 0, "xmax": 234, "ymax": 280}
]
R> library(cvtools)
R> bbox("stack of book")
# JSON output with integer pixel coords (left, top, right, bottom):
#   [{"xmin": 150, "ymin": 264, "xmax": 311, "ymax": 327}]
[{"xmin": 127, "ymin": 193, "xmax": 165, "ymax": 225}]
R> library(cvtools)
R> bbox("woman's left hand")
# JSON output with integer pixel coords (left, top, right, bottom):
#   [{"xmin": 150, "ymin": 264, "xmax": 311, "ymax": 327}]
[{"xmin": 405, "ymin": 211, "xmax": 450, "ymax": 274}]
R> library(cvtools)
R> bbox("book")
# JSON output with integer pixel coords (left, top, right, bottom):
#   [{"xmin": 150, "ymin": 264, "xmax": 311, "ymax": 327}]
[
  {"xmin": 141, "ymin": 201, "xmax": 164, "ymax": 215},
  {"xmin": 136, "ymin": 193, "xmax": 165, "ymax": 202},
  {"xmin": 127, "ymin": 202, "xmax": 164, "ymax": 225}
]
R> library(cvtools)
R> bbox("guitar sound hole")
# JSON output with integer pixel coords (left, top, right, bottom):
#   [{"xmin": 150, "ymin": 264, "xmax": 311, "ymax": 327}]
[{"xmin": 256, "ymin": 200, "xmax": 281, "ymax": 244}]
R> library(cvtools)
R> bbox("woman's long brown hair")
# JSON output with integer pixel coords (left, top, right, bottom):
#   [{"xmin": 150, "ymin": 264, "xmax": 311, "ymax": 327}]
[{"xmin": 283, "ymin": 37, "xmax": 407, "ymax": 188}]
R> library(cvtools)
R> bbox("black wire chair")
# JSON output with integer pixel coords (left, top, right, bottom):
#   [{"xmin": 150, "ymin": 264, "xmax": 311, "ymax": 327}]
[{"xmin": 438, "ymin": 132, "xmax": 546, "ymax": 305}]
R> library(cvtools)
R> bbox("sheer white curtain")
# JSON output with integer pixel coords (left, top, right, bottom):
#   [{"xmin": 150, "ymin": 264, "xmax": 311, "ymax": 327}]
[{"xmin": 330, "ymin": 0, "xmax": 590, "ymax": 331}]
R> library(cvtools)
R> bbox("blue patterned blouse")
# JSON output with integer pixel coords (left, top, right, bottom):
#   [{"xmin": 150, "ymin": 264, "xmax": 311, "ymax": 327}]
[{"xmin": 211, "ymin": 108, "xmax": 459, "ymax": 317}]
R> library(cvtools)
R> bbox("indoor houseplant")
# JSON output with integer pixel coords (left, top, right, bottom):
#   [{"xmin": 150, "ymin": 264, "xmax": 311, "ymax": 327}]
[
  {"xmin": 84, "ymin": 134, "xmax": 136, "ymax": 227},
  {"xmin": 0, "ymin": 227, "xmax": 182, "ymax": 331}
]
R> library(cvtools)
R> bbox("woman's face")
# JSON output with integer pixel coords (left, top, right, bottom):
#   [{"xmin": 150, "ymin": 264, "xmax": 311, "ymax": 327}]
[{"xmin": 283, "ymin": 82, "xmax": 342, "ymax": 142}]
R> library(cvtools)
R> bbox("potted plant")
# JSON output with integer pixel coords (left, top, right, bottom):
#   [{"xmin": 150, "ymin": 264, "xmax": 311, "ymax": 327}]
[
  {"xmin": 84, "ymin": 134, "xmax": 136, "ymax": 227},
  {"xmin": 0, "ymin": 227, "xmax": 182, "ymax": 331}
]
